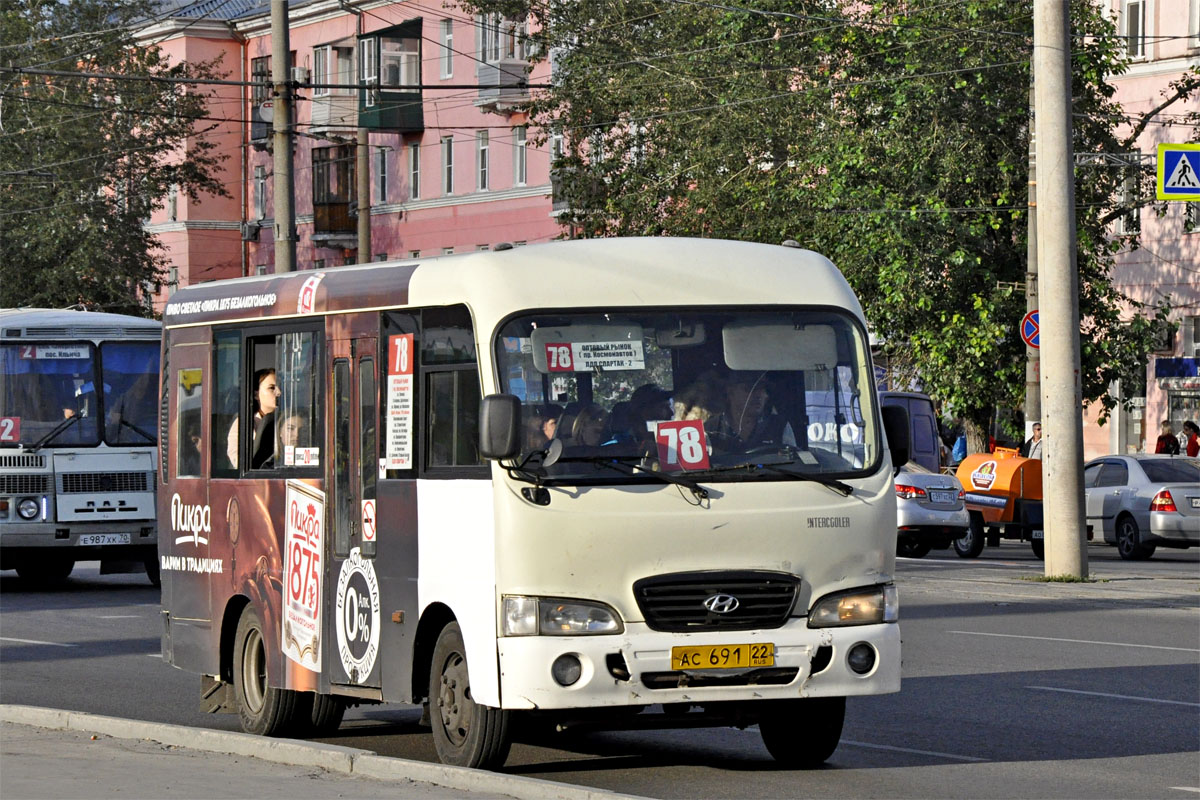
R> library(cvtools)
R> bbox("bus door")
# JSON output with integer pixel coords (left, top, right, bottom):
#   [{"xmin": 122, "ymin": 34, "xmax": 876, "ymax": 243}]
[
  {"xmin": 327, "ymin": 336, "xmax": 382, "ymax": 690},
  {"xmin": 161, "ymin": 329, "xmax": 214, "ymax": 667}
]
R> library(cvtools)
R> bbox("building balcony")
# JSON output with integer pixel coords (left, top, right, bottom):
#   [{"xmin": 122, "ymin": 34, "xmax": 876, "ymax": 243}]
[{"xmin": 476, "ymin": 59, "xmax": 530, "ymax": 111}]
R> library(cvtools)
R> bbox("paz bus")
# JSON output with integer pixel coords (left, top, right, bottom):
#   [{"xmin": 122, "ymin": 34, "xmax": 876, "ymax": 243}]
[
  {"xmin": 157, "ymin": 238, "xmax": 908, "ymax": 769},
  {"xmin": 0, "ymin": 308, "xmax": 161, "ymax": 585}
]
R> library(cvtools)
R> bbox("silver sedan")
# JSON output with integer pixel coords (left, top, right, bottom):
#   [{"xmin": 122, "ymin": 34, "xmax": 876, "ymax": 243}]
[
  {"xmin": 895, "ymin": 462, "xmax": 969, "ymax": 558},
  {"xmin": 1083, "ymin": 455, "xmax": 1200, "ymax": 560}
]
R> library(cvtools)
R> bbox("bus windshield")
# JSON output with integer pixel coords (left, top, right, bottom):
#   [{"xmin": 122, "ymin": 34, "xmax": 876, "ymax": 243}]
[
  {"xmin": 493, "ymin": 308, "xmax": 880, "ymax": 481},
  {"xmin": 0, "ymin": 341, "xmax": 160, "ymax": 448}
]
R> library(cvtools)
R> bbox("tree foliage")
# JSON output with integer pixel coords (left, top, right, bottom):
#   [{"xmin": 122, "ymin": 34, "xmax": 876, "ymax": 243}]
[
  {"xmin": 473, "ymin": 0, "xmax": 1193, "ymax": 442},
  {"xmin": 0, "ymin": 0, "xmax": 228, "ymax": 316}
]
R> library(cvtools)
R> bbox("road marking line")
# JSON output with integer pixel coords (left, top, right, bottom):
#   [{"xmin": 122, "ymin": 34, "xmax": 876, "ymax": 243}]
[
  {"xmin": 1028, "ymin": 686, "xmax": 1200, "ymax": 708},
  {"xmin": 0, "ymin": 637, "xmax": 76, "ymax": 647},
  {"xmin": 948, "ymin": 630, "xmax": 1200, "ymax": 653},
  {"xmin": 98, "ymin": 615, "xmax": 140, "ymax": 619},
  {"xmin": 903, "ymin": 558, "xmax": 1028, "ymax": 567},
  {"xmin": 841, "ymin": 740, "xmax": 988, "ymax": 763},
  {"xmin": 1169, "ymin": 788, "xmax": 1200, "ymax": 794}
]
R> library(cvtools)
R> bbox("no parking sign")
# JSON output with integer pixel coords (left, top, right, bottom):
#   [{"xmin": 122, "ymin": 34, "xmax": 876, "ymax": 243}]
[{"xmin": 1021, "ymin": 310, "xmax": 1040, "ymax": 350}]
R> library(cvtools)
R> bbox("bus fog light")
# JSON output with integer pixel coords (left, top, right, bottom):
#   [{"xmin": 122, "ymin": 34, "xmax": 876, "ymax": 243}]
[
  {"xmin": 17, "ymin": 498, "xmax": 39, "ymax": 520},
  {"xmin": 847, "ymin": 643, "xmax": 876, "ymax": 675},
  {"xmin": 551, "ymin": 654, "xmax": 582, "ymax": 686}
]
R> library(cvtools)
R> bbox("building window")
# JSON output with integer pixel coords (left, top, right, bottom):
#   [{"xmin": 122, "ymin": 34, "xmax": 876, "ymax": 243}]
[
  {"xmin": 168, "ymin": 266, "xmax": 179, "ymax": 297},
  {"xmin": 380, "ymin": 33, "xmax": 419, "ymax": 88},
  {"xmin": 1114, "ymin": 169, "xmax": 1141, "ymax": 235},
  {"xmin": 254, "ymin": 166, "xmax": 266, "ymax": 220},
  {"xmin": 476, "ymin": 130, "xmax": 489, "ymax": 191},
  {"xmin": 313, "ymin": 44, "xmax": 353, "ymax": 98},
  {"xmin": 167, "ymin": 183, "xmax": 178, "ymax": 221},
  {"xmin": 1185, "ymin": 202, "xmax": 1198, "ymax": 233},
  {"xmin": 409, "ymin": 250, "xmax": 420, "ymax": 259},
  {"xmin": 375, "ymin": 147, "xmax": 388, "ymax": 204},
  {"xmin": 513, "ymin": 126, "xmax": 527, "ymax": 186},
  {"xmin": 251, "ymin": 56, "xmax": 270, "ymax": 105},
  {"xmin": 313, "ymin": 45, "xmax": 329, "ymax": 97},
  {"xmin": 440, "ymin": 19, "xmax": 454, "ymax": 78},
  {"xmin": 408, "ymin": 142, "xmax": 420, "ymax": 200},
  {"xmin": 478, "ymin": 14, "xmax": 501, "ymax": 63},
  {"xmin": 1124, "ymin": 0, "xmax": 1146, "ymax": 59},
  {"xmin": 255, "ymin": 264, "xmax": 269, "ymax": 275},
  {"xmin": 314, "ymin": 259, "xmax": 326, "ymax": 271},
  {"xmin": 312, "ymin": 145, "xmax": 356, "ymax": 234},
  {"xmin": 360, "ymin": 37, "xmax": 378, "ymax": 107},
  {"xmin": 441, "ymin": 136, "xmax": 454, "ymax": 195},
  {"xmin": 442, "ymin": 247, "xmax": 454, "ymax": 255},
  {"xmin": 549, "ymin": 130, "xmax": 564, "ymax": 163},
  {"xmin": 375, "ymin": 253, "xmax": 389, "ymax": 262}
]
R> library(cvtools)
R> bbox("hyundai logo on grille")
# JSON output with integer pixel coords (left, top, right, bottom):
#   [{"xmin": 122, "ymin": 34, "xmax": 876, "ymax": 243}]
[{"xmin": 703, "ymin": 593, "xmax": 740, "ymax": 614}]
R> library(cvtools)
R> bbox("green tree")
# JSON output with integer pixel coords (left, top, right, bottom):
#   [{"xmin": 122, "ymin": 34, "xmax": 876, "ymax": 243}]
[
  {"xmin": 476, "ymin": 0, "xmax": 1192, "ymax": 449},
  {"xmin": 0, "ymin": 0, "xmax": 228, "ymax": 316}
]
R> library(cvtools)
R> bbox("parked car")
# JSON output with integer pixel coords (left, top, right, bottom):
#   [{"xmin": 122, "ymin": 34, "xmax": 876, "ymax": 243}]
[
  {"xmin": 881, "ymin": 392, "xmax": 942, "ymax": 473},
  {"xmin": 1083, "ymin": 455, "xmax": 1200, "ymax": 560},
  {"xmin": 895, "ymin": 461, "xmax": 969, "ymax": 558}
]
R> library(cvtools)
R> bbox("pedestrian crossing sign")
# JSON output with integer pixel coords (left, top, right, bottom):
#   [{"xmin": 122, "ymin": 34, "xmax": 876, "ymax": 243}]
[{"xmin": 1157, "ymin": 143, "xmax": 1200, "ymax": 200}]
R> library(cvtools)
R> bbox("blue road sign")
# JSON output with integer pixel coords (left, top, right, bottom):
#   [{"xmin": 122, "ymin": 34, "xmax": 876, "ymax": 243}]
[
  {"xmin": 1157, "ymin": 143, "xmax": 1200, "ymax": 200},
  {"xmin": 1021, "ymin": 310, "xmax": 1040, "ymax": 349}
]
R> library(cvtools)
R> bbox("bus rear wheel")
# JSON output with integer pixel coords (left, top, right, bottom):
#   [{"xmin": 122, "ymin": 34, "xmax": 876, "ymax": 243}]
[
  {"xmin": 233, "ymin": 604, "xmax": 303, "ymax": 736},
  {"xmin": 430, "ymin": 622, "xmax": 511, "ymax": 769},
  {"xmin": 759, "ymin": 696, "xmax": 845, "ymax": 768}
]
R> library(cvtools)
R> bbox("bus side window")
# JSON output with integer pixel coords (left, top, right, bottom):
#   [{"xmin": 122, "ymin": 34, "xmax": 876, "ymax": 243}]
[
  {"xmin": 425, "ymin": 369, "xmax": 483, "ymax": 469},
  {"xmin": 333, "ymin": 359, "xmax": 352, "ymax": 557},
  {"xmin": 177, "ymin": 368, "xmax": 203, "ymax": 477},
  {"xmin": 359, "ymin": 356, "xmax": 377, "ymax": 557},
  {"xmin": 212, "ymin": 330, "xmax": 241, "ymax": 476}
]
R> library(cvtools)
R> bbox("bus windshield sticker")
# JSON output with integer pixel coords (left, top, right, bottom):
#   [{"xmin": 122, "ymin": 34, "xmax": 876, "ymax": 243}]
[
  {"xmin": 20, "ymin": 345, "xmax": 88, "ymax": 360},
  {"xmin": 655, "ymin": 419, "xmax": 711, "ymax": 471},
  {"xmin": 543, "ymin": 340, "xmax": 646, "ymax": 372},
  {"xmin": 385, "ymin": 334, "xmax": 414, "ymax": 469},
  {"xmin": 283, "ymin": 480, "xmax": 325, "ymax": 670},
  {"xmin": 0, "ymin": 417, "xmax": 20, "ymax": 442}
]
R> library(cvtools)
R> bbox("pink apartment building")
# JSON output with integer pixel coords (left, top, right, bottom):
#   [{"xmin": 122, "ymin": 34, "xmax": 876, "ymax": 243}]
[
  {"xmin": 1081, "ymin": 0, "xmax": 1200, "ymax": 457},
  {"xmin": 138, "ymin": 0, "xmax": 560, "ymax": 312}
]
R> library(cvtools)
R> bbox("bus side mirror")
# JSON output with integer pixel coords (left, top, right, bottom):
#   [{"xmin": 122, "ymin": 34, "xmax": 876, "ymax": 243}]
[
  {"xmin": 881, "ymin": 405, "xmax": 909, "ymax": 476},
  {"xmin": 480, "ymin": 394, "xmax": 521, "ymax": 460}
]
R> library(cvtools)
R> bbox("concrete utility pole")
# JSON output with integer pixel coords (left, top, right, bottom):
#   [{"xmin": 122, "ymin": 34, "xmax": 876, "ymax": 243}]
[
  {"xmin": 271, "ymin": 0, "xmax": 296, "ymax": 273},
  {"xmin": 1033, "ymin": 0, "xmax": 1087, "ymax": 578},
  {"xmin": 357, "ymin": 128, "xmax": 371, "ymax": 262},
  {"xmin": 1026, "ymin": 82, "xmax": 1041, "ymax": 434}
]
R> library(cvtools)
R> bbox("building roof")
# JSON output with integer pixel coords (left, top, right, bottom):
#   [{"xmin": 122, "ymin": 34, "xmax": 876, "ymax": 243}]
[{"xmin": 150, "ymin": 0, "xmax": 294, "ymax": 22}]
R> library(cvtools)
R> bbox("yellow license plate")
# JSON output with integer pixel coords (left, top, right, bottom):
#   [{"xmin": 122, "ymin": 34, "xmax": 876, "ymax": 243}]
[{"xmin": 670, "ymin": 643, "xmax": 774, "ymax": 670}]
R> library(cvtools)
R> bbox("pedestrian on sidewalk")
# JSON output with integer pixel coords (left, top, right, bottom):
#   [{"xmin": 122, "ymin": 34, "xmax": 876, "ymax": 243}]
[
  {"xmin": 1182, "ymin": 420, "xmax": 1199, "ymax": 457},
  {"xmin": 1154, "ymin": 421, "xmax": 1180, "ymax": 455}
]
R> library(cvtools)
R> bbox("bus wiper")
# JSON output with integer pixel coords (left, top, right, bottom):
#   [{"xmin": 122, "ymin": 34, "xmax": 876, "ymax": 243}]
[
  {"xmin": 564, "ymin": 455, "xmax": 710, "ymax": 502},
  {"xmin": 115, "ymin": 417, "xmax": 156, "ymax": 444},
  {"xmin": 26, "ymin": 414, "xmax": 80, "ymax": 452},
  {"xmin": 697, "ymin": 458, "xmax": 853, "ymax": 496}
]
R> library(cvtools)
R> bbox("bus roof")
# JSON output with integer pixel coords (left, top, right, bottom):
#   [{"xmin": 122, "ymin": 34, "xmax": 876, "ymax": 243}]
[
  {"xmin": 161, "ymin": 238, "xmax": 864, "ymax": 331},
  {"xmin": 0, "ymin": 308, "xmax": 161, "ymax": 338}
]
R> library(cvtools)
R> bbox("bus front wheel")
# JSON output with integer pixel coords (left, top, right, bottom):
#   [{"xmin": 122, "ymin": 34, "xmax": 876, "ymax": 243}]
[
  {"xmin": 233, "ymin": 604, "xmax": 303, "ymax": 736},
  {"xmin": 16, "ymin": 558, "xmax": 75, "ymax": 585},
  {"xmin": 759, "ymin": 696, "xmax": 845, "ymax": 768},
  {"xmin": 430, "ymin": 621, "xmax": 511, "ymax": 769}
]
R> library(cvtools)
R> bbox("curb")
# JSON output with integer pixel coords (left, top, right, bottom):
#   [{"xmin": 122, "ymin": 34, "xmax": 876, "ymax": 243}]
[{"xmin": 0, "ymin": 704, "xmax": 649, "ymax": 800}]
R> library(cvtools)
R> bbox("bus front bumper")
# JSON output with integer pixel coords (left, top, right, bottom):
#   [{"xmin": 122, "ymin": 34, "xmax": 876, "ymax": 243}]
[{"xmin": 496, "ymin": 619, "xmax": 900, "ymax": 711}]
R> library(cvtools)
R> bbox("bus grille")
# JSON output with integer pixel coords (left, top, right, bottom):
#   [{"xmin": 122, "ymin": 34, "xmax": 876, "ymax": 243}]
[
  {"xmin": 0, "ymin": 454, "xmax": 47, "ymax": 469},
  {"xmin": 0, "ymin": 474, "xmax": 52, "ymax": 494},
  {"xmin": 60, "ymin": 472, "xmax": 148, "ymax": 493},
  {"xmin": 633, "ymin": 571, "xmax": 800, "ymax": 632}
]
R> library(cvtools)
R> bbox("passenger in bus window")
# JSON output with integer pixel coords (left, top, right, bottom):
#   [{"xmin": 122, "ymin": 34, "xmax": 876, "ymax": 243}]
[
  {"xmin": 250, "ymin": 368, "xmax": 279, "ymax": 468},
  {"xmin": 277, "ymin": 411, "xmax": 307, "ymax": 464},
  {"xmin": 571, "ymin": 403, "xmax": 609, "ymax": 447}
]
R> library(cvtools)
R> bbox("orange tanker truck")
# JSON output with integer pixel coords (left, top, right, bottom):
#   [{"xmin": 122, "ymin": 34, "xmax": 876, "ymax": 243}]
[{"xmin": 953, "ymin": 449, "xmax": 1047, "ymax": 559}]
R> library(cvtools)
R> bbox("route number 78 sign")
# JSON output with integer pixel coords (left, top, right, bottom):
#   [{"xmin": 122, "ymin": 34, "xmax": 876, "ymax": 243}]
[{"xmin": 655, "ymin": 420, "xmax": 711, "ymax": 471}]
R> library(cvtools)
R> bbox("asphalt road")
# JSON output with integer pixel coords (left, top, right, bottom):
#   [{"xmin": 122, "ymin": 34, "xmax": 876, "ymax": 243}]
[{"xmin": 2, "ymin": 542, "xmax": 1197, "ymax": 799}]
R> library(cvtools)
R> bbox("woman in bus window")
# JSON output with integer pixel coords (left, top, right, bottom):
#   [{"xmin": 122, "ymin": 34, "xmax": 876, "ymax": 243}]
[{"xmin": 225, "ymin": 368, "xmax": 280, "ymax": 469}]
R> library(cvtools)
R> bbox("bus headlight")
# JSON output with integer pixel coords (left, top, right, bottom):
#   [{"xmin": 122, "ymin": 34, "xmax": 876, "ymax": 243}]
[
  {"xmin": 17, "ymin": 498, "xmax": 40, "ymax": 520},
  {"xmin": 502, "ymin": 596, "xmax": 623, "ymax": 636},
  {"xmin": 808, "ymin": 585, "xmax": 898, "ymax": 628}
]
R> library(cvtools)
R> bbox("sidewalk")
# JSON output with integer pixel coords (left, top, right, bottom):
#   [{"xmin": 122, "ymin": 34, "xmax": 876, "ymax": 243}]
[{"xmin": 0, "ymin": 706, "xmax": 644, "ymax": 800}]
